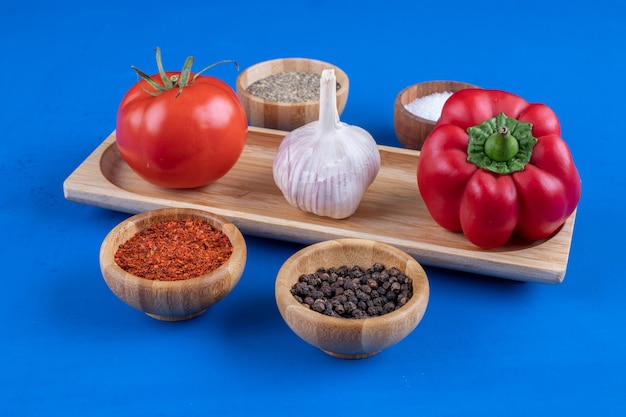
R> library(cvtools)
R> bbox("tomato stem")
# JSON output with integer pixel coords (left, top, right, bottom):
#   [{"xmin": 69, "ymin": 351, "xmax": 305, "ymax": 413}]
[
  {"xmin": 130, "ymin": 47, "xmax": 239, "ymax": 97},
  {"xmin": 155, "ymin": 47, "xmax": 173, "ymax": 89}
]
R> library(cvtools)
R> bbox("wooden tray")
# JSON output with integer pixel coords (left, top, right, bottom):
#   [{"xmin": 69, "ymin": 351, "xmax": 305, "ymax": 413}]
[{"xmin": 63, "ymin": 126, "xmax": 577, "ymax": 284}]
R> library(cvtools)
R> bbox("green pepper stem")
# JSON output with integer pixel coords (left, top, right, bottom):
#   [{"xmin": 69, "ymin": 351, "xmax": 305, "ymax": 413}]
[
  {"xmin": 466, "ymin": 113, "xmax": 537, "ymax": 174},
  {"xmin": 484, "ymin": 126, "xmax": 520, "ymax": 162}
]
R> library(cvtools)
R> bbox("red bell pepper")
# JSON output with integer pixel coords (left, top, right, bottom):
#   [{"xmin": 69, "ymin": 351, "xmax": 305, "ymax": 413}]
[{"xmin": 417, "ymin": 88, "xmax": 581, "ymax": 249}]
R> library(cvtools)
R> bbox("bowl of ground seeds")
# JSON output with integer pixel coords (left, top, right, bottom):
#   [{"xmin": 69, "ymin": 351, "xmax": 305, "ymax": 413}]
[
  {"xmin": 99, "ymin": 208, "xmax": 247, "ymax": 321},
  {"xmin": 236, "ymin": 58, "xmax": 349, "ymax": 131},
  {"xmin": 394, "ymin": 80, "xmax": 479, "ymax": 150},
  {"xmin": 275, "ymin": 238, "xmax": 429, "ymax": 359}
]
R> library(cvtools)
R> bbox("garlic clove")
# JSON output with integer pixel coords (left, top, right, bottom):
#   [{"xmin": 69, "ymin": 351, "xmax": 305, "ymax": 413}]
[{"xmin": 273, "ymin": 69, "xmax": 380, "ymax": 219}]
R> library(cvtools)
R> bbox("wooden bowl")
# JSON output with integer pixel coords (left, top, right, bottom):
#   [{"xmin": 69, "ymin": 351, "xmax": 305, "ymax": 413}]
[
  {"xmin": 275, "ymin": 238, "xmax": 429, "ymax": 359},
  {"xmin": 99, "ymin": 208, "xmax": 247, "ymax": 321},
  {"xmin": 236, "ymin": 58, "xmax": 349, "ymax": 131},
  {"xmin": 394, "ymin": 80, "xmax": 478, "ymax": 150}
]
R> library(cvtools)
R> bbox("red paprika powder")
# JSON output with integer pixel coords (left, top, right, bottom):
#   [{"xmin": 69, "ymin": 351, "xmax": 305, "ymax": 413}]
[{"xmin": 114, "ymin": 219, "xmax": 233, "ymax": 281}]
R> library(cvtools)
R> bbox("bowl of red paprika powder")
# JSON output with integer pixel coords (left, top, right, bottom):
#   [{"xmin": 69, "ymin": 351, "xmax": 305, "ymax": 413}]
[
  {"xmin": 275, "ymin": 238, "xmax": 429, "ymax": 359},
  {"xmin": 99, "ymin": 208, "xmax": 247, "ymax": 321}
]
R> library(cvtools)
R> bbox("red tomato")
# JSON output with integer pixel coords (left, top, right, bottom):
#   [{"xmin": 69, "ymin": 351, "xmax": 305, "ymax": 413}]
[{"xmin": 116, "ymin": 54, "xmax": 248, "ymax": 189}]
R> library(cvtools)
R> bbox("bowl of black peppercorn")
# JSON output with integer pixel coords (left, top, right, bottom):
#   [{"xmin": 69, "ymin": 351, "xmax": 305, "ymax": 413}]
[{"xmin": 275, "ymin": 238, "xmax": 429, "ymax": 359}]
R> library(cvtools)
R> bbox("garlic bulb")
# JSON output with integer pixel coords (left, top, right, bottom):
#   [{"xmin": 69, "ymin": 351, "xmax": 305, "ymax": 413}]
[{"xmin": 273, "ymin": 69, "xmax": 381, "ymax": 219}]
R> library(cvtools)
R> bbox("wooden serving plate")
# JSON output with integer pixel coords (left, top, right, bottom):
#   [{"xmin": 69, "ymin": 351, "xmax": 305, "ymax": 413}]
[{"xmin": 63, "ymin": 126, "xmax": 577, "ymax": 284}]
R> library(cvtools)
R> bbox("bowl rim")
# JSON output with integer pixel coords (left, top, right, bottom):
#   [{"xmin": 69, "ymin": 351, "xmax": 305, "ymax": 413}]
[
  {"xmin": 275, "ymin": 238, "xmax": 429, "ymax": 328},
  {"xmin": 236, "ymin": 57, "xmax": 350, "ymax": 107},
  {"xmin": 100, "ymin": 207, "xmax": 247, "ymax": 287}
]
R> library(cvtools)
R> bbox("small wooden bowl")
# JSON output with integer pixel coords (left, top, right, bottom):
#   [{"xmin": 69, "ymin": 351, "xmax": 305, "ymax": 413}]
[
  {"xmin": 99, "ymin": 208, "xmax": 247, "ymax": 321},
  {"xmin": 394, "ymin": 80, "xmax": 478, "ymax": 150},
  {"xmin": 275, "ymin": 238, "xmax": 429, "ymax": 359},
  {"xmin": 236, "ymin": 58, "xmax": 349, "ymax": 131}
]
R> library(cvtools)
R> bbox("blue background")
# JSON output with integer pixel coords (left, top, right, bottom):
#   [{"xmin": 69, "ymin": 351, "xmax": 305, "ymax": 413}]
[{"xmin": 2, "ymin": 0, "xmax": 624, "ymax": 415}]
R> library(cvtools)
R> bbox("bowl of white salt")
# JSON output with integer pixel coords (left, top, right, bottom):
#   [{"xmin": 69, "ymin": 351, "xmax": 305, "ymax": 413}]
[{"xmin": 393, "ymin": 80, "xmax": 478, "ymax": 150}]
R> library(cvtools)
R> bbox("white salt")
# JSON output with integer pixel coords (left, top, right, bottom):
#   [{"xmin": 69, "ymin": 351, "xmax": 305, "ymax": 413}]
[{"xmin": 404, "ymin": 91, "xmax": 454, "ymax": 121}]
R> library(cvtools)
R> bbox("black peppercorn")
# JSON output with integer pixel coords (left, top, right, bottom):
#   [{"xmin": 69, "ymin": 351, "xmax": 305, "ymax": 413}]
[
  {"xmin": 397, "ymin": 295, "xmax": 409, "ymax": 306},
  {"xmin": 290, "ymin": 264, "xmax": 414, "ymax": 319},
  {"xmin": 312, "ymin": 299, "xmax": 326, "ymax": 313},
  {"xmin": 383, "ymin": 302, "xmax": 396, "ymax": 313},
  {"xmin": 350, "ymin": 266, "xmax": 363, "ymax": 278},
  {"xmin": 333, "ymin": 302, "xmax": 345, "ymax": 315},
  {"xmin": 320, "ymin": 285, "xmax": 333, "ymax": 297},
  {"xmin": 352, "ymin": 309, "xmax": 367, "ymax": 319}
]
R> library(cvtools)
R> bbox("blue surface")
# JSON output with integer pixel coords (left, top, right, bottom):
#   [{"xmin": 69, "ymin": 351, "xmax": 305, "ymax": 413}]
[{"xmin": 2, "ymin": 0, "xmax": 625, "ymax": 415}]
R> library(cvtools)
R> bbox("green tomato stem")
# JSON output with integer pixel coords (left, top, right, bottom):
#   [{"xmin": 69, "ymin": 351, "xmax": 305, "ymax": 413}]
[
  {"xmin": 130, "ymin": 47, "xmax": 239, "ymax": 97},
  {"xmin": 155, "ymin": 47, "xmax": 173, "ymax": 89}
]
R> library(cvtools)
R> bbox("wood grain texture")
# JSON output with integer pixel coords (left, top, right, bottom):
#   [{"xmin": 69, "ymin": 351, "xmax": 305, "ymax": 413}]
[
  {"xmin": 274, "ymin": 238, "xmax": 430, "ymax": 359},
  {"xmin": 394, "ymin": 80, "xmax": 478, "ymax": 150},
  {"xmin": 99, "ymin": 208, "xmax": 247, "ymax": 321},
  {"xmin": 236, "ymin": 58, "xmax": 349, "ymax": 131},
  {"xmin": 65, "ymin": 126, "xmax": 577, "ymax": 284}
]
